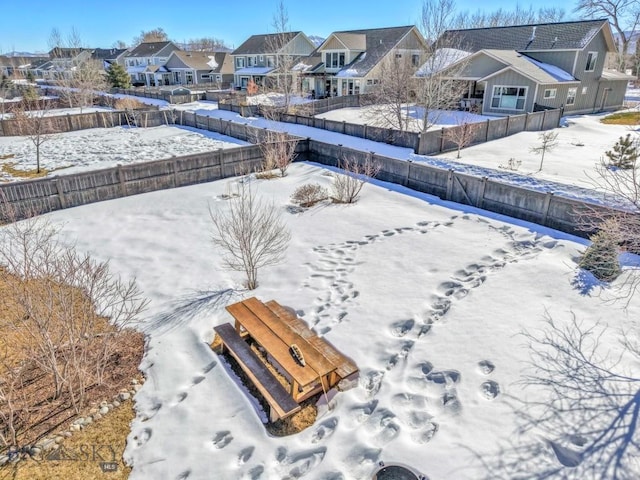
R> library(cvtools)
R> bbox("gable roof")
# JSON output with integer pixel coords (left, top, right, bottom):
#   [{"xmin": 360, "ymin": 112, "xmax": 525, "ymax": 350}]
[
  {"xmin": 232, "ymin": 32, "xmax": 301, "ymax": 55},
  {"xmin": 326, "ymin": 25, "xmax": 420, "ymax": 77},
  {"xmin": 441, "ymin": 19, "xmax": 613, "ymax": 53},
  {"xmin": 479, "ymin": 50, "xmax": 578, "ymax": 84},
  {"xmin": 168, "ymin": 51, "xmax": 231, "ymax": 73},
  {"xmin": 126, "ymin": 41, "xmax": 177, "ymax": 58},
  {"xmin": 92, "ymin": 48, "xmax": 128, "ymax": 61},
  {"xmin": 48, "ymin": 47, "xmax": 91, "ymax": 59}
]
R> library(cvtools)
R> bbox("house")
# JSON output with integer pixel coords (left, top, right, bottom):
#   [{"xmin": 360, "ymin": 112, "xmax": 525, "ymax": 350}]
[
  {"xmin": 164, "ymin": 50, "xmax": 234, "ymax": 88},
  {"xmin": 427, "ymin": 19, "xmax": 633, "ymax": 115},
  {"xmin": 34, "ymin": 47, "xmax": 93, "ymax": 80},
  {"xmin": 230, "ymin": 32, "xmax": 316, "ymax": 90},
  {"xmin": 91, "ymin": 48, "xmax": 129, "ymax": 70},
  {"xmin": 123, "ymin": 41, "xmax": 181, "ymax": 86},
  {"xmin": 0, "ymin": 55, "xmax": 48, "ymax": 78},
  {"xmin": 302, "ymin": 25, "xmax": 428, "ymax": 97}
]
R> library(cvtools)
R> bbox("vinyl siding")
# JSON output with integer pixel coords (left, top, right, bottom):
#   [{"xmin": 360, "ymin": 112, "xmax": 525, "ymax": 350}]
[
  {"xmin": 524, "ymin": 50, "xmax": 575, "ymax": 75},
  {"xmin": 463, "ymin": 54, "xmax": 507, "ymax": 78},
  {"xmin": 396, "ymin": 29, "xmax": 425, "ymax": 50},
  {"xmin": 574, "ymin": 30, "xmax": 607, "ymax": 81},
  {"xmin": 287, "ymin": 34, "xmax": 316, "ymax": 55},
  {"xmin": 482, "ymin": 70, "xmax": 537, "ymax": 115}
]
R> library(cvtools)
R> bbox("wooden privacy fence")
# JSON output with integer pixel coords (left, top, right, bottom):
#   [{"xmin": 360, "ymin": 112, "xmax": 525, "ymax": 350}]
[
  {"xmin": 112, "ymin": 88, "xmax": 206, "ymax": 104},
  {"xmin": 218, "ymin": 99, "xmax": 563, "ymax": 156},
  {"xmin": 307, "ymin": 140, "xmax": 614, "ymax": 239},
  {"xmin": 0, "ymin": 109, "xmax": 173, "ymax": 136},
  {"xmin": 0, "ymin": 142, "xmax": 303, "ymax": 222}
]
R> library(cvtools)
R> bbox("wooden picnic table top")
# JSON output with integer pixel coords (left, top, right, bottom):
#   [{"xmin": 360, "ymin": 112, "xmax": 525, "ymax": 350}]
[{"xmin": 226, "ymin": 301, "xmax": 321, "ymax": 387}]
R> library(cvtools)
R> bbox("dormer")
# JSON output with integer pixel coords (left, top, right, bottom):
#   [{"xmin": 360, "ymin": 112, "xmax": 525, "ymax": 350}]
[{"xmin": 318, "ymin": 33, "xmax": 366, "ymax": 72}]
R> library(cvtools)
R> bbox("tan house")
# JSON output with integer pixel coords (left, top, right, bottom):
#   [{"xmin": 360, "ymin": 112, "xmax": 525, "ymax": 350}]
[
  {"xmin": 302, "ymin": 25, "xmax": 428, "ymax": 97},
  {"xmin": 164, "ymin": 51, "xmax": 234, "ymax": 88}
]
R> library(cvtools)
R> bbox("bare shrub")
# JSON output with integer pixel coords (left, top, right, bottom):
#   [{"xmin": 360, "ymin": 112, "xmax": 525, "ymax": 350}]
[
  {"xmin": 114, "ymin": 97, "xmax": 146, "ymax": 110},
  {"xmin": 579, "ymin": 220, "xmax": 622, "ymax": 281},
  {"xmin": 443, "ymin": 118, "xmax": 481, "ymax": 158},
  {"xmin": 209, "ymin": 181, "xmax": 291, "ymax": 290},
  {"xmin": 331, "ymin": 156, "xmax": 381, "ymax": 204},
  {"xmin": 0, "ymin": 215, "xmax": 148, "ymax": 449},
  {"xmin": 256, "ymin": 130, "xmax": 298, "ymax": 178},
  {"xmin": 530, "ymin": 131, "xmax": 559, "ymax": 171},
  {"xmin": 290, "ymin": 183, "xmax": 328, "ymax": 207}
]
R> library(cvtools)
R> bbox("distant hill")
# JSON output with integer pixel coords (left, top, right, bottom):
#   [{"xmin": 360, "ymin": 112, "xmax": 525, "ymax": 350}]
[
  {"xmin": 308, "ymin": 35, "xmax": 325, "ymax": 47},
  {"xmin": 3, "ymin": 51, "xmax": 47, "ymax": 57}
]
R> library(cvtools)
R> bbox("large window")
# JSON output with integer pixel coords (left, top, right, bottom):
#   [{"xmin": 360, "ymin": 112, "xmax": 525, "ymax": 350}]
[
  {"xmin": 543, "ymin": 88, "xmax": 556, "ymax": 99},
  {"xmin": 235, "ymin": 57, "xmax": 245, "ymax": 68},
  {"xmin": 326, "ymin": 52, "xmax": 346, "ymax": 69},
  {"xmin": 266, "ymin": 55, "xmax": 275, "ymax": 67},
  {"xmin": 566, "ymin": 87, "xmax": 577, "ymax": 105},
  {"xmin": 585, "ymin": 52, "xmax": 598, "ymax": 72},
  {"xmin": 491, "ymin": 86, "xmax": 527, "ymax": 110}
]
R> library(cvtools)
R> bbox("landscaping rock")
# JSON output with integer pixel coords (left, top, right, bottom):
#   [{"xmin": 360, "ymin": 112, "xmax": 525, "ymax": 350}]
[
  {"xmin": 113, "ymin": 400, "xmax": 121, "ymax": 407},
  {"xmin": 84, "ymin": 416, "xmax": 93, "ymax": 425},
  {"xmin": 63, "ymin": 432, "xmax": 72, "ymax": 438},
  {"xmin": 93, "ymin": 413, "xmax": 102, "ymax": 421},
  {"xmin": 70, "ymin": 424, "xmax": 81, "ymax": 432},
  {"xmin": 100, "ymin": 406, "xmax": 109, "ymax": 415},
  {"xmin": 0, "ymin": 455, "xmax": 9, "ymax": 466},
  {"xmin": 90, "ymin": 407, "xmax": 99, "ymax": 414},
  {"xmin": 131, "ymin": 379, "xmax": 139, "ymax": 385},
  {"xmin": 41, "ymin": 438, "xmax": 57, "ymax": 451},
  {"xmin": 119, "ymin": 392, "xmax": 130, "ymax": 401},
  {"xmin": 55, "ymin": 436, "xmax": 64, "ymax": 444},
  {"xmin": 133, "ymin": 384, "xmax": 142, "ymax": 392}
]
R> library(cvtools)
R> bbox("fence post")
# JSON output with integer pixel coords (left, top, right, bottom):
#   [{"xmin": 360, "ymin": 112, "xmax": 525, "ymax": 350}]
[
  {"xmin": 440, "ymin": 127, "xmax": 446, "ymax": 153},
  {"xmin": 541, "ymin": 109, "xmax": 547, "ymax": 130},
  {"xmin": 55, "ymin": 178, "xmax": 66, "ymax": 209},
  {"xmin": 541, "ymin": 192, "xmax": 554, "ymax": 225},
  {"xmin": 342, "ymin": 121, "xmax": 346, "ymax": 134},
  {"xmin": 446, "ymin": 169, "xmax": 454, "ymax": 200},
  {"xmin": 218, "ymin": 149, "xmax": 225, "ymax": 178},
  {"xmin": 172, "ymin": 159, "xmax": 180, "ymax": 187},
  {"xmin": 524, "ymin": 112, "xmax": 530, "ymax": 131},
  {"xmin": 477, "ymin": 177, "xmax": 488, "ymax": 209},
  {"xmin": 485, "ymin": 119, "xmax": 490, "ymax": 142},
  {"xmin": 117, "ymin": 165, "xmax": 127, "ymax": 196},
  {"xmin": 505, "ymin": 115, "xmax": 510, "ymax": 136},
  {"xmin": 405, "ymin": 160, "xmax": 411, "ymax": 186}
]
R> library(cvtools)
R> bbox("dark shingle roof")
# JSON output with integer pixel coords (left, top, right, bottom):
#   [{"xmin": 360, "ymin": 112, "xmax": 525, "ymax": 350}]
[
  {"xmin": 231, "ymin": 32, "xmax": 301, "ymax": 55},
  {"xmin": 127, "ymin": 41, "xmax": 176, "ymax": 58},
  {"xmin": 441, "ymin": 19, "xmax": 610, "ymax": 52},
  {"xmin": 331, "ymin": 25, "xmax": 416, "ymax": 77},
  {"xmin": 92, "ymin": 48, "xmax": 128, "ymax": 61}
]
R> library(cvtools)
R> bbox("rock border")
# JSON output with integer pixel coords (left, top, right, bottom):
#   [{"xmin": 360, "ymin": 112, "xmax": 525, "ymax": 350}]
[{"xmin": 0, "ymin": 377, "xmax": 143, "ymax": 466}]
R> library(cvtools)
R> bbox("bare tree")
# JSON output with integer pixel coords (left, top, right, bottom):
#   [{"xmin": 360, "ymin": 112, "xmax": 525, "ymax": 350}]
[
  {"xmin": 453, "ymin": 5, "xmax": 565, "ymax": 29},
  {"xmin": 331, "ymin": 155, "xmax": 381, "ymax": 204},
  {"xmin": 10, "ymin": 96, "xmax": 61, "ymax": 174},
  {"xmin": 575, "ymin": 0, "xmax": 640, "ymax": 71},
  {"xmin": 365, "ymin": 50, "xmax": 420, "ymax": 132},
  {"xmin": 132, "ymin": 27, "xmax": 170, "ymax": 46},
  {"xmin": 209, "ymin": 181, "xmax": 291, "ymax": 290},
  {"xmin": 264, "ymin": 1, "xmax": 299, "ymax": 112},
  {"xmin": 530, "ymin": 131, "xmax": 559, "ymax": 171},
  {"xmin": 416, "ymin": 0, "xmax": 473, "ymax": 132},
  {"xmin": 183, "ymin": 37, "xmax": 230, "ymax": 51},
  {"xmin": 443, "ymin": 116, "xmax": 482, "ymax": 158},
  {"xmin": 480, "ymin": 312, "xmax": 640, "ymax": 479}
]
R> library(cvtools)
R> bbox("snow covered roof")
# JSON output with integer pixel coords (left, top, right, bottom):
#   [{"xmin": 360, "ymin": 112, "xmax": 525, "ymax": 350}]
[
  {"xmin": 480, "ymin": 49, "xmax": 578, "ymax": 84},
  {"xmin": 234, "ymin": 66, "xmax": 274, "ymax": 75},
  {"xmin": 601, "ymin": 69, "xmax": 636, "ymax": 81},
  {"xmin": 416, "ymin": 48, "xmax": 472, "ymax": 77}
]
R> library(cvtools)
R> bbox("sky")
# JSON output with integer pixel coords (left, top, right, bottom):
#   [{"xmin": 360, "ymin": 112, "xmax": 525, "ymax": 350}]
[{"xmin": 0, "ymin": 0, "xmax": 578, "ymax": 53}]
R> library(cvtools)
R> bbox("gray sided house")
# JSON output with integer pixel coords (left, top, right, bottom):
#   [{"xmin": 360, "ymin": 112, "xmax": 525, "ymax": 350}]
[
  {"xmin": 92, "ymin": 48, "xmax": 129, "ymax": 70},
  {"xmin": 164, "ymin": 51, "xmax": 234, "ymax": 88},
  {"xmin": 231, "ymin": 32, "xmax": 316, "ymax": 90},
  {"xmin": 124, "ymin": 41, "xmax": 181, "ymax": 86},
  {"xmin": 432, "ymin": 19, "xmax": 633, "ymax": 115},
  {"xmin": 304, "ymin": 25, "xmax": 427, "ymax": 98}
]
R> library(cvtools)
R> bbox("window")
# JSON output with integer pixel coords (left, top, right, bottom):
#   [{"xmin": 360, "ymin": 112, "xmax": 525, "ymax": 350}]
[
  {"xmin": 201, "ymin": 74, "xmax": 210, "ymax": 80},
  {"xmin": 585, "ymin": 52, "xmax": 597, "ymax": 72},
  {"xmin": 247, "ymin": 56, "xmax": 255, "ymax": 67},
  {"xmin": 543, "ymin": 88, "xmax": 556, "ymax": 99},
  {"xmin": 259, "ymin": 55, "xmax": 264, "ymax": 62},
  {"xmin": 235, "ymin": 57, "xmax": 245, "ymax": 68},
  {"xmin": 566, "ymin": 87, "xmax": 577, "ymax": 105},
  {"xmin": 491, "ymin": 86, "xmax": 527, "ymax": 110},
  {"xmin": 185, "ymin": 71, "xmax": 194, "ymax": 84},
  {"xmin": 581, "ymin": 86, "xmax": 588, "ymax": 95},
  {"xmin": 326, "ymin": 52, "xmax": 345, "ymax": 68},
  {"xmin": 412, "ymin": 54, "xmax": 420, "ymax": 66},
  {"xmin": 266, "ymin": 56, "xmax": 275, "ymax": 67}
]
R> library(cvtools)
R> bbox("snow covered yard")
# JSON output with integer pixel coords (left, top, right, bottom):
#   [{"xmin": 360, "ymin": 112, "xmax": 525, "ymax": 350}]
[
  {"xmin": 433, "ymin": 111, "xmax": 640, "ymax": 190},
  {"xmin": 0, "ymin": 125, "xmax": 250, "ymax": 181},
  {"xmin": 36, "ymin": 162, "xmax": 639, "ymax": 480},
  {"xmin": 315, "ymin": 105, "xmax": 495, "ymax": 131}
]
